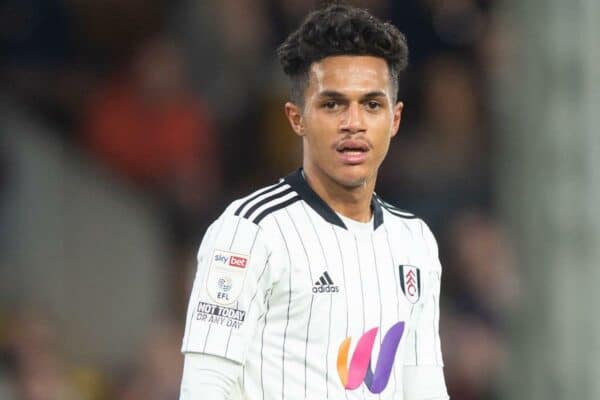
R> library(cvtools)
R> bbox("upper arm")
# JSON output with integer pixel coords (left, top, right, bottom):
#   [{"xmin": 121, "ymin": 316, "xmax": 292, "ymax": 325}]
[{"xmin": 181, "ymin": 212, "xmax": 280, "ymax": 364}]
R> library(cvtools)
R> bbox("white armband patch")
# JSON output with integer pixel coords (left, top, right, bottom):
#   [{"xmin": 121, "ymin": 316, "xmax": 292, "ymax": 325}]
[{"xmin": 206, "ymin": 249, "xmax": 250, "ymax": 305}]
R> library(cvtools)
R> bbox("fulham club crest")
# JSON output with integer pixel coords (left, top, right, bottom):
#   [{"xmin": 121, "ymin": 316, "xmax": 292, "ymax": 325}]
[{"xmin": 399, "ymin": 265, "xmax": 421, "ymax": 304}]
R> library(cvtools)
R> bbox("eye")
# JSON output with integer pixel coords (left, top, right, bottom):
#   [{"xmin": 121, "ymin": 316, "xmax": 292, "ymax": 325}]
[
  {"xmin": 323, "ymin": 100, "xmax": 338, "ymax": 110},
  {"xmin": 366, "ymin": 100, "xmax": 381, "ymax": 110}
]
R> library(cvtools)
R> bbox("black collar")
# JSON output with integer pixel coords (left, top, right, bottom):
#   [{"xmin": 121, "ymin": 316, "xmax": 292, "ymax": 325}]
[{"xmin": 283, "ymin": 169, "xmax": 384, "ymax": 230}]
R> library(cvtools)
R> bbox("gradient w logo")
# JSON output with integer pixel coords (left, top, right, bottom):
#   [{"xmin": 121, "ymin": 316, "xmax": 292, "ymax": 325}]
[{"xmin": 336, "ymin": 321, "xmax": 405, "ymax": 394}]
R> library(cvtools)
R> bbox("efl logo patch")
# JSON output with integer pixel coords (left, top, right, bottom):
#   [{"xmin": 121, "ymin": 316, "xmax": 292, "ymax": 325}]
[
  {"xmin": 206, "ymin": 250, "xmax": 250, "ymax": 305},
  {"xmin": 399, "ymin": 265, "xmax": 421, "ymax": 304}
]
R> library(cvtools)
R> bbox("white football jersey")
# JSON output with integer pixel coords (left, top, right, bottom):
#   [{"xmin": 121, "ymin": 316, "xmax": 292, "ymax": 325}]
[{"xmin": 181, "ymin": 169, "xmax": 448, "ymax": 400}]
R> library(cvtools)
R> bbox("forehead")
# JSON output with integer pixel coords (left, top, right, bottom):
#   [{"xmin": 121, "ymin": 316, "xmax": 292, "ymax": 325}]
[{"xmin": 307, "ymin": 55, "xmax": 391, "ymax": 95}]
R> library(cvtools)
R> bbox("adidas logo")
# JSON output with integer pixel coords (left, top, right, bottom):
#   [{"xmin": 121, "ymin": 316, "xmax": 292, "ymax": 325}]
[{"xmin": 312, "ymin": 271, "xmax": 339, "ymax": 294}]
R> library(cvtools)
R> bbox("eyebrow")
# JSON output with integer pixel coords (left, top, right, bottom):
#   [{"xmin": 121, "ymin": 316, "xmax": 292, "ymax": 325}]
[{"xmin": 317, "ymin": 90, "xmax": 388, "ymax": 100}]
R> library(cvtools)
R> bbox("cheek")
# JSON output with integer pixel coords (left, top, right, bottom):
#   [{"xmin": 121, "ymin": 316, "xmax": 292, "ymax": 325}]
[
  {"xmin": 369, "ymin": 119, "xmax": 394, "ymax": 152},
  {"xmin": 304, "ymin": 116, "xmax": 337, "ymax": 148},
  {"xmin": 375, "ymin": 138, "xmax": 392, "ymax": 160}
]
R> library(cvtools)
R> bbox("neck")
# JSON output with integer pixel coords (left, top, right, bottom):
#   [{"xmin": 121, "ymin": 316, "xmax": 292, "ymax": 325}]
[{"xmin": 302, "ymin": 164, "xmax": 375, "ymax": 223}]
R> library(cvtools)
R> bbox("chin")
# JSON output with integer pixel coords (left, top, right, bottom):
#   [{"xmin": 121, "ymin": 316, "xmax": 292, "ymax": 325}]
[{"xmin": 334, "ymin": 166, "xmax": 371, "ymax": 188}]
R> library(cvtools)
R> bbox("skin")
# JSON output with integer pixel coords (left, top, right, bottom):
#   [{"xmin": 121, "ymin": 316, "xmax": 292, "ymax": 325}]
[{"xmin": 284, "ymin": 55, "xmax": 403, "ymax": 222}]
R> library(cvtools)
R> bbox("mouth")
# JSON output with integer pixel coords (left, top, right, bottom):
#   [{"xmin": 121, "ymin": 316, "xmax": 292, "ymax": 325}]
[{"xmin": 336, "ymin": 140, "xmax": 370, "ymax": 165}]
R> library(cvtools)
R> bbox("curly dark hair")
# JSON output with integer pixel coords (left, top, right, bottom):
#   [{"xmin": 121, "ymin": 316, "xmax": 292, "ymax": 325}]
[{"xmin": 277, "ymin": 4, "xmax": 409, "ymax": 106}]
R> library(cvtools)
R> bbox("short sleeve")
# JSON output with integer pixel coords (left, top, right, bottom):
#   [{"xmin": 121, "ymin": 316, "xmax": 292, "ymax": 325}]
[
  {"xmin": 181, "ymin": 212, "xmax": 280, "ymax": 364},
  {"xmin": 402, "ymin": 220, "xmax": 448, "ymax": 399}
]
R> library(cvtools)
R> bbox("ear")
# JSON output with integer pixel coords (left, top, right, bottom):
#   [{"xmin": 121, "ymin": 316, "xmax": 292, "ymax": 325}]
[
  {"xmin": 390, "ymin": 101, "xmax": 404, "ymax": 138},
  {"xmin": 284, "ymin": 102, "xmax": 304, "ymax": 136}
]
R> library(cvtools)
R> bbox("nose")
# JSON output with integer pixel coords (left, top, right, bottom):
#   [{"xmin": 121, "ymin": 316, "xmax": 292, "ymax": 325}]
[{"xmin": 340, "ymin": 102, "xmax": 366, "ymax": 134}]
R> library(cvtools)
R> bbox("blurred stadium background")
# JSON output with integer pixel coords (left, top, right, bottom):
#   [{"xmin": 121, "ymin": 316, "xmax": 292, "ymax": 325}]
[{"xmin": 1, "ymin": 0, "xmax": 599, "ymax": 399}]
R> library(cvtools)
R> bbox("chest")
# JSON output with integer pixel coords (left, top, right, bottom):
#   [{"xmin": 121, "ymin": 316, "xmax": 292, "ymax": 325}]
[{"xmin": 270, "ymin": 220, "xmax": 431, "ymax": 336}]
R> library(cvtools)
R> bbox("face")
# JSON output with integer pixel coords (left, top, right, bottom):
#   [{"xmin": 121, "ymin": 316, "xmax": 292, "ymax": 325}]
[{"xmin": 285, "ymin": 55, "xmax": 403, "ymax": 189}]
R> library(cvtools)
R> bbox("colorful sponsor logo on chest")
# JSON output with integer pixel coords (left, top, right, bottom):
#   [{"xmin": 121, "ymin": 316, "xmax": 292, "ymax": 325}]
[{"xmin": 337, "ymin": 321, "xmax": 406, "ymax": 394}]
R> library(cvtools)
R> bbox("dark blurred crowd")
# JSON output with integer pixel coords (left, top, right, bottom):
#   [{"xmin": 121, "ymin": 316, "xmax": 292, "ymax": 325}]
[{"xmin": 0, "ymin": 0, "xmax": 518, "ymax": 399}]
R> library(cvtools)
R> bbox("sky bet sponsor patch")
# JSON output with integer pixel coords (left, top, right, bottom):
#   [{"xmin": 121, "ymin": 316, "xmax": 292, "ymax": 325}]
[{"xmin": 206, "ymin": 250, "xmax": 250, "ymax": 305}]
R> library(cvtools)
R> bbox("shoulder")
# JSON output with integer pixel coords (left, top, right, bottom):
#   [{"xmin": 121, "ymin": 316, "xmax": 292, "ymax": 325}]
[
  {"xmin": 375, "ymin": 194, "xmax": 425, "ymax": 235},
  {"xmin": 211, "ymin": 179, "xmax": 301, "ymax": 237},
  {"xmin": 375, "ymin": 194, "xmax": 440, "ymax": 258},
  {"xmin": 375, "ymin": 194, "xmax": 419, "ymax": 221},
  {"xmin": 198, "ymin": 179, "xmax": 300, "ymax": 261}
]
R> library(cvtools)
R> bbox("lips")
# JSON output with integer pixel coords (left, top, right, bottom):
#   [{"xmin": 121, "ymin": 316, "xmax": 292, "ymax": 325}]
[{"xmin": 336, "ymin": 139, "xmax": 370, "ymax": 165}]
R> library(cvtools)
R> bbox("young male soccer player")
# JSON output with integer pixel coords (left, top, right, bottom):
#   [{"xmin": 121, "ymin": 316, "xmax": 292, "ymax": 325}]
[{"xmin": 179, "ymin": 4, "xmax": 449, "ymax": 399}]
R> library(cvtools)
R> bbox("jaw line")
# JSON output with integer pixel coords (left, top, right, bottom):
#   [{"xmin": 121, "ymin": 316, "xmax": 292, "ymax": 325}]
[{"xmin": 337, "ymin": 173, "xmax": 370, "ymax": 190}]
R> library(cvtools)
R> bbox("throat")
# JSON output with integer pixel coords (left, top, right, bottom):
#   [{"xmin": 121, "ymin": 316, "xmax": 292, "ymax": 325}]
[
  {"xmin": 332, "ymin": 202, "xmax": 373, "ymax": 223},
  {"xmin": 336, "ymin": 211, "xmax": 374, "ymax": 232},
  {"xmin": 301, "ymin": 168, "xmax": 374, "ymax": 223}
]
